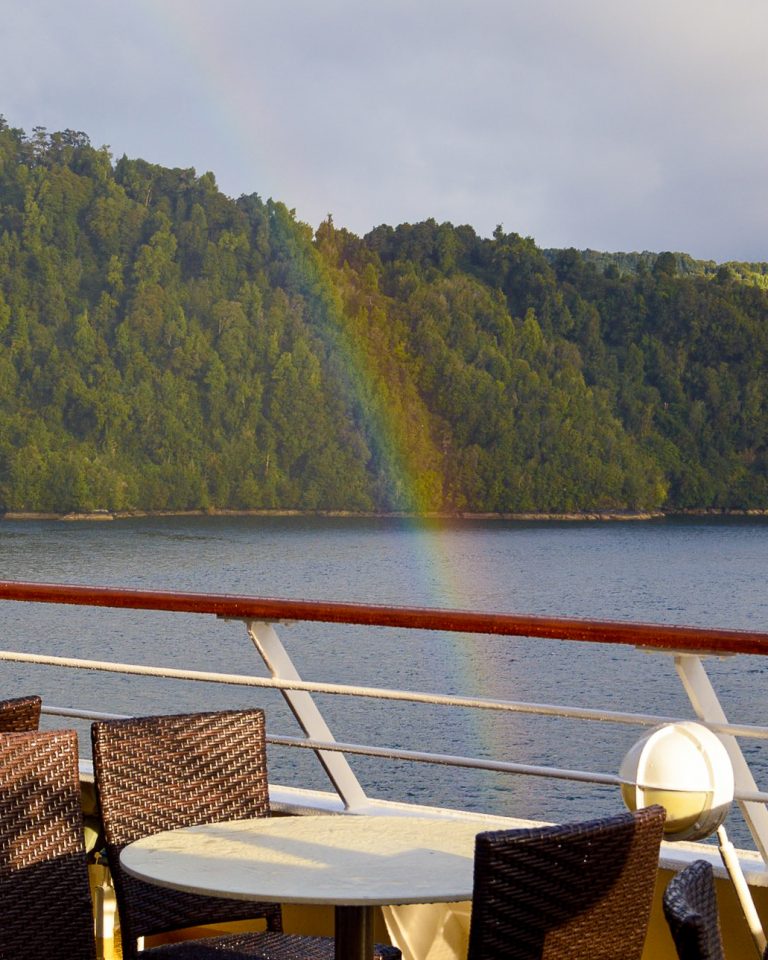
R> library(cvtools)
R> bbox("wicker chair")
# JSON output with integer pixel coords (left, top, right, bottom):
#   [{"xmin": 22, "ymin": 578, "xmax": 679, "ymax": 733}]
[
  {"xmin": 466, "ymin": 804, "xmax": 666, "ymax": 960},
  {"xmin": 0, "ymin": 693, "xmax": 42, "ymax": 731},
  {"xmin": 91, "ymin": 709, "xmax": 400, "ymax": 960},
  {"xmin": 662, "ymin": 859, "xmax": 726, "ymax": 960},
  {"xmin": 0, "ymin": 729, "xmax": 97, "ymax": 960}
]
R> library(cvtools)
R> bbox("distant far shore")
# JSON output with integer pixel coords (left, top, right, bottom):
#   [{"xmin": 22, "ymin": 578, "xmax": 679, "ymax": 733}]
[{"xmin": 3, "ymin": 507, "xmax": 768, "ymax": 523}]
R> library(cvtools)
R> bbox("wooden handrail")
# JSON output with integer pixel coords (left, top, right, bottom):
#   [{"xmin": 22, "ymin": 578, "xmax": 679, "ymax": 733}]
[{"xmin": 0, "ymin": 579, "xmax": 766, "ymax": 655}]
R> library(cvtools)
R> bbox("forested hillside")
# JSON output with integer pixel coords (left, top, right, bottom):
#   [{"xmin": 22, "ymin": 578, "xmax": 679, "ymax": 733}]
[{"xmin": 1, "ymin": 119, "xmax": 767, "ymax": 515}]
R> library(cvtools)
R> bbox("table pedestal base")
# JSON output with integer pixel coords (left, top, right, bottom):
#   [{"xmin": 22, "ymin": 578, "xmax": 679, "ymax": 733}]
[{"xmin": 335, "ymin": 904, "xmax": 374, "ymax": 960}]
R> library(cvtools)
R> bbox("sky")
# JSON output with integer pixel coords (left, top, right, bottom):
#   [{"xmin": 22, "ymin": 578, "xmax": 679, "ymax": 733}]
[{"xmin": 2, "ymin": 0, "xmax": 767, "ymax": 263}]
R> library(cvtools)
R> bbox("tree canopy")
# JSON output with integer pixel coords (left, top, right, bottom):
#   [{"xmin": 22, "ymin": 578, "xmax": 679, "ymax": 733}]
[{"xmin": 1, "ymin": 118, "xmax": 767, "ymax": 515}]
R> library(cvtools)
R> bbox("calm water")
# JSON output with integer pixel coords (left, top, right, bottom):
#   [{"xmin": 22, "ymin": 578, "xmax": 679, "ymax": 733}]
[{"xmin": 0, "ymin": 514, "xmax": 766, "ymax": 846}]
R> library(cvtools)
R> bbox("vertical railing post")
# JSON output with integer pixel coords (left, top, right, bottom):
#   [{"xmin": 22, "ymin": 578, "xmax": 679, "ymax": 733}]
[
  {"xmin": 246, "ymin": 620, "xmax": 369, "ymax": 811},
  {"xmin": 675, "ymin": 653, "xmax": 768, "ymax": 862}
]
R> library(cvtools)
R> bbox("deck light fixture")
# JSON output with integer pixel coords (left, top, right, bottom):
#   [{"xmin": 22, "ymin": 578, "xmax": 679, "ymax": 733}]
[
  {"xmin": 621, "ymin": 721, "xmax": 766, "ymax": 956},
  {"xmin": 619, "ymin": 720, "xmax": 733, "ymax": 842}
]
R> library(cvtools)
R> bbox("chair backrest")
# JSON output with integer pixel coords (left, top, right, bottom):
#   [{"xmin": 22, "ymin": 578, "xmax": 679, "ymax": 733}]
[
  {"xmin": 466, "ymin": 804, "xmax": 666, "ymax": 960},
  {"xmin": 663, "ymin": 859, "xmax": 726, "ymax": 960},
  {"xmin": 0, "ymin": 694, "xmax": 42, "ymax": 732},
  {"xmin": 91, "ymin": 709, "xmax": 280, "ymax": 958},
  {"xmin": 0, "ymin": 729, "xmax": 96, "ymax": 960}
]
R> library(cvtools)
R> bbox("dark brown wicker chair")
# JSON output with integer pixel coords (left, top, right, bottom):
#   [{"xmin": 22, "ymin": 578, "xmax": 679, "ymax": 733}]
[
  {"xmin": 91, "ymin": 709, "xmax": 400, "ymax": 960},
  {"xmin": 663, "ymin": 859, "xmax": 726, "ymax": 960},
  {"xmin": 0, "ymin": 728, "xmax": 97, "ymax": 960},
  {"xmin": 466, "ymin": 804, "xmax": 666, "ymax": 960},
  {"xmin": 0, "ymin": 693, "xmax": 42, "ymax": 731}
]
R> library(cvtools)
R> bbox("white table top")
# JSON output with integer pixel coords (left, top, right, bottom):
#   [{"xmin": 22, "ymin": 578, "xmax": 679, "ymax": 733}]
[{"xmin": 120, "ymin": 814, "xmax": 494, "ymax": 907}]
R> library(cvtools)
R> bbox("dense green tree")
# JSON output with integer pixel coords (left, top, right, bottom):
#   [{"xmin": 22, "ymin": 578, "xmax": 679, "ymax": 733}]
[{"xmin": 0, "ymin": 119, "xmax": 767, "ymax": 515}]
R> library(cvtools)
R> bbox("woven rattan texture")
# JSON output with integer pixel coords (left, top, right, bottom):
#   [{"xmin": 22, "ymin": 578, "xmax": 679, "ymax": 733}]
[
  {"xmin": 466, "ymin": 804, "xmax": 666, "ymax": 960},
  {"xmin": 92, "ymin": 710, "xmax": 280, "ymax": 955},
  {"xmin": 145, "ymin": 931, "xmax": 401, "ymax": 959},
  {"xmin": 0, "ymin": 694, "xmax": 42, "ymax": 732},
  {"xmin": 663, "ymin": 859, "xmax": 726, "ymax": 960},
  {"xmin": 0, "ymin": 729, "xmax": 97, "ymax": 960},
  {"xmin": 92, "ymin": 710, "xmax": 400, "ymax": 960}
]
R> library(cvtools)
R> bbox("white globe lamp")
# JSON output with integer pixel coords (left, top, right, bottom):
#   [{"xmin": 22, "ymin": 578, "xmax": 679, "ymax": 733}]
[
  {"xmin": 621, "ymin": 722, "xmax": 767, "ymax": 954},
  {"xmin": 619, "ymin": 721, "xmax": 734, "ymax": 841}
]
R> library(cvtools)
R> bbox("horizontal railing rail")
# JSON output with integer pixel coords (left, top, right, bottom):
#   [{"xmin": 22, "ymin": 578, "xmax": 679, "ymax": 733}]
[
  {"xmin": 5, "ymin": 648, "xmax": 766, "ymax": 744},
  {"xmin": 1, "ymin": 579, "xmax": 768, "ymax": 654}
]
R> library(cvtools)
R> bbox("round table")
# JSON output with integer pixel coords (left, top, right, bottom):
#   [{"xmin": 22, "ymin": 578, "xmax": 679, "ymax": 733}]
[{"xmin": 120, "ymin": 814, "xmax": 491, "ymax": 960}]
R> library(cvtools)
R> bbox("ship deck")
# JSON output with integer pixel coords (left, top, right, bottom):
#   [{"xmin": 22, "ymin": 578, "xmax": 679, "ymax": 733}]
[{"xmin": 1, "ymin": 579, "xmax": 767, "ymax": 958}]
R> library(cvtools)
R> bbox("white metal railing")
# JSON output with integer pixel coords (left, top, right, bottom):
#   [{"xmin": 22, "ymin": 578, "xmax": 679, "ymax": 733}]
[
  {"xmin": 0, "ymin": 581, "xmax": 767, "ymax": 860},
  {"xmin": 5, "ymin": 634, "xmax": 768, "ymax": 806},
  {"xmin": 7, "ymin": 633, "xmax": 768, "ymax": 825}
]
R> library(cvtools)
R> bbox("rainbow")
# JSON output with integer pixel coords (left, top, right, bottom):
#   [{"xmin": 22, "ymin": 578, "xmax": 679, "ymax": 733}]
[{"xmin": 131, "ymin": 3, "xmax": 517, "ymax": 689}]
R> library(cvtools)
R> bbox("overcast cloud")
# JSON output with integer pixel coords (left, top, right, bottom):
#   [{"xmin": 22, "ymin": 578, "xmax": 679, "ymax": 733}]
[{"xmin": 1, "ymin": 0, "xmax": 767, "ymax": 262}]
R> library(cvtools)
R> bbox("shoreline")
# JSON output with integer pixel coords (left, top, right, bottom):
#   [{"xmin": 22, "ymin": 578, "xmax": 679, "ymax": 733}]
[{"xmin": 2, "ymin": 507, "xmax": 768, "ymax": 523}]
